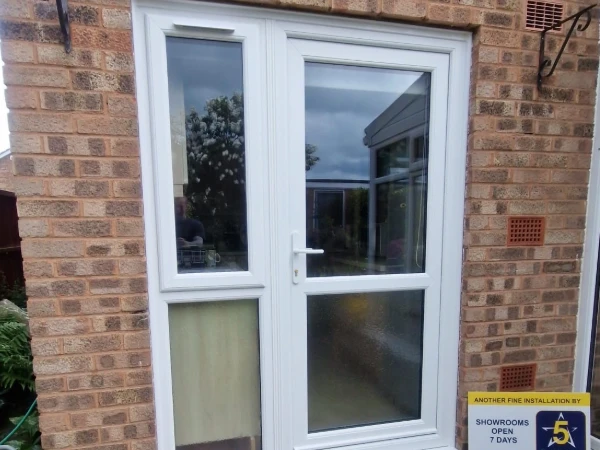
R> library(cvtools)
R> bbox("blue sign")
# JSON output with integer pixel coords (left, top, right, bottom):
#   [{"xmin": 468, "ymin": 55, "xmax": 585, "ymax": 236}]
[{"xmin": 536, "ymin": 411, "xmax": 586, "ymax": 450}]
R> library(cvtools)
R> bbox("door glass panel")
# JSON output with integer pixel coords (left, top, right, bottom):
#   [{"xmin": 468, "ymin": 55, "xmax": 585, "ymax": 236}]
[
  {"xmin": 167, "ymin": 37, "xmax": 248, "ymax": 273},
  {"xmin": 170, "ymin": 300, "xmax": 261, "ymax": 450},
  {"xmin": 307, "ymin": 290, "xmax": 424, "ymax": 432},
  {"xmin": 305, "ymin": 63, "xmax": 430, "ymax": 277}
]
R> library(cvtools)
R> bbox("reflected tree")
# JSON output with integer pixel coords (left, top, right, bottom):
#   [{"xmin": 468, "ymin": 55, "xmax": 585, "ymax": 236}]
[
  {"xmin": 185, "ymin": 93, "xmax": 246, "ymax": 250},
  {"xmin": 185, "ymin": 93, "xmax": 321, "ymax": 250},
  {"xmin": 306, "ymin": 144, "xmax": 320, "ymax": 171}
]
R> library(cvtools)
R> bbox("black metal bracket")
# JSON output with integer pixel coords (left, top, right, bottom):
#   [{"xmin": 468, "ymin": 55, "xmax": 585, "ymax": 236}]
[
  {"xmin": 537, "ymin": 3, "xmax": 596, "ymax": 90},
  {"xmin": 56, "ymin": 0, "xmax": 71, "ymax": 53}
]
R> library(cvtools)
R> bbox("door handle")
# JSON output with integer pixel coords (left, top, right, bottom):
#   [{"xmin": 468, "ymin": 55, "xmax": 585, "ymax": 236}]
[
  {"xmin": 293, "ymin": 247, "xmax": 324, "ymax": 255},
  {"xmin": 291, "ymin": 231, "xmax": 324, "ymax": 284}
]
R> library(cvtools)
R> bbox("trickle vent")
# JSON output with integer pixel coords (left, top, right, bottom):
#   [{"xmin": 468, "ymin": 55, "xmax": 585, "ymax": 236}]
[
  {"xmin": 525, "ymin": 0, "xmax": 564, "ymax": 31},
  {"xmin": 507, "ymin": 217, "xmax": 545, "ymax": 247},
  {"xmin": 500, "ymin": 364, "xmax": 537, "ymax": 392}
]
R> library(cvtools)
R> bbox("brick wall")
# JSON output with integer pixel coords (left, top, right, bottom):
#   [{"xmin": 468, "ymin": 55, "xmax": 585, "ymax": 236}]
[
  {"xmin": 0, "ymin": 1, "xmax": 598, "ymax": 450},
  {"xmin": 0, "ymin": 1, "xmax": 153, "ymax": 450},
  {"xmin": 0, "ymin": 153, "xmax": 14, "ymax": 191}
]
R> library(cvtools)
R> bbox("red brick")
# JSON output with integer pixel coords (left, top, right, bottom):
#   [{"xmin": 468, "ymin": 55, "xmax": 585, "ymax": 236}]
[
  {"xmin": 3, "ymin": 66, "xmax": 69, "ymax": 87},
  {"xmin": 41, "ymin": 91, "xmax": 103, "ymax": 112},
  {"xmin": 102, "ymin": 8, "xmax": 132, "ymax": 28},
  {"xmin": 332, "ymin": 0, "xmax": 378, "ymax": 15},
  {"xmin": 38, "ymin": 46, "xmax": 103, "ymax": 68},
  {"xmin": 5, "ymin": 87, "xmax": 37, "ymax": 109},
  {"xmin": 37, "ymin": 393, "xmax": 96, "ymax": 412},
  {"xmin": 21, "ymin": 240, "xmax": 84, "ymax": 258},
  {"xmin": 46, "ymin": 136, "xmax": 106, "ymax": 156},
  {"xmin": 71, "ymin": 27, "xmax": 133, "ymax": 52},
  {"xmin": 77, "ymin": 116, "xmax": 138, "ymax": 135},
  {"xmin": 64, "ymin": 334, "xmax": 122, "ymax": 354},
  {"xmin": 33, "ymin": 355, "xmax": 93, "ymax": 376},
  {"xmin": 9, "ymin": 112, "xmax": 73, "ymax": 133},
  {"xmin": 70, "ymin": 409, "xmax": 128, "ymax": 428},
  {"xmin": 1, "ymin": 40, "xmax": 34, "ymax": 63}
]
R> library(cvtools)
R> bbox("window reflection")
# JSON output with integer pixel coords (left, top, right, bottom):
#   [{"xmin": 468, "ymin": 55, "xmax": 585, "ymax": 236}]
[
  {"xmin": 167, "ymin": 38, "xmax": 248, "ymax": 273},
  {"xmin": 305, "ymin": 63, "xmax": 430, "ymax": 277}
]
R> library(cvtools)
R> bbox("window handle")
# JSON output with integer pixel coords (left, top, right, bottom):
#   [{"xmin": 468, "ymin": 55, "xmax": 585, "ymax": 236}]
[
  {"xmin": 172, "ymin": 20, "xmax": 235, "ymax": 33},
  {"xmin": 293, "ymin": 248, "xmax": 324, "ymax": 255}
]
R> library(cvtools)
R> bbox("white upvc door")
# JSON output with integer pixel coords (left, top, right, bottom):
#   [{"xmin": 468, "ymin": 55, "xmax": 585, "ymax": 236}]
[
  {"xmin": 133, "ymin": 2, "xmax": 470, "ymax": 450},
  {"xmin": 274, "ymin": 32, "xmax": 457, "ymax": 450}
]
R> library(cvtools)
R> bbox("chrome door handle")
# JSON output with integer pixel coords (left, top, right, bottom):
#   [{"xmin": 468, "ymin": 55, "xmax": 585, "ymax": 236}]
[{"xmin": 293, "ymin": 247, "xmax": 324, "ymax": 255}]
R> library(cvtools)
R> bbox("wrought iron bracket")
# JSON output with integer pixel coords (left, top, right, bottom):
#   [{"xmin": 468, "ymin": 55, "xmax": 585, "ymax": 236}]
[
  {"xmin": 56, "ymin": 0, "xmax": 71, "ymax": 53},
  {"xmin": 537, "ymin": 3, "xmax": 596, "ymax": 90}
]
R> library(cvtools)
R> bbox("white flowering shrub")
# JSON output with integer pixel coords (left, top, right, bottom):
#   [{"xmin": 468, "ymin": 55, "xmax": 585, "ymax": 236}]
[{"xmin": 185, "ymin": 93, "xmax": 247, "ymax": 252}]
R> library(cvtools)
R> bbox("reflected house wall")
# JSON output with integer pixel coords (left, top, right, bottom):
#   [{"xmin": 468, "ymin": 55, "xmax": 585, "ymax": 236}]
[
  {"xmin": 169, "ymin": 69, "xmax": 188, "ymax": 198},
  {"xmin": 363, "ymin": 75, "xmax": 430, "ymax": 272},
  {"xmin": 306, "ymin": 181, "xmax": 369, "ymax": 244}
]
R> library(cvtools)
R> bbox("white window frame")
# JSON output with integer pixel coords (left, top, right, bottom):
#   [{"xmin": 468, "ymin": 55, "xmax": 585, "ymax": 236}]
[
  {"xmin": 143, "ymin": 12, "xmax": 270, "ymax": 292},
  {"xmin": 573, "ymin": 54, "xmax": 600, "ymax": 450},
  {"xmin": 133, "ymin": 1, "xmax": 471, "ymax": 450}
]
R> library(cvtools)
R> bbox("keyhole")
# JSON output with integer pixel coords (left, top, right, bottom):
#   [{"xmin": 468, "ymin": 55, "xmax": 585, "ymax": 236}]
[{"xmin": 294, "ymin": 269, "xmax": 299, "ymax": 277}]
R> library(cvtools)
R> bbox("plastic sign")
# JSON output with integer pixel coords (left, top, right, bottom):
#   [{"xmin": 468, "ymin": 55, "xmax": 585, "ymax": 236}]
[{"xmin": 468, "ymin": 392, "xmax": 590, "ymax": 450}]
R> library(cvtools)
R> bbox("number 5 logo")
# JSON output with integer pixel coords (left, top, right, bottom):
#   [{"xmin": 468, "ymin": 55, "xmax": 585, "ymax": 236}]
[
  {"xmin": 537, "ymin": 411, "xmax": 585, "ymax": 449},
  {"xmin": 553, "ymin": 420, "xmax": 569, "ymax": 445}
]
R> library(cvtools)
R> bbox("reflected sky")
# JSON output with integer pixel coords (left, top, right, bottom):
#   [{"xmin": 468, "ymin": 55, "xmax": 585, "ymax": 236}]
[
  {"xmin": 305, "ymin": 63, "xmax": 422, "ymax": 181},
  {"xmin": 166, "ymin": 37, "xmax": 243, "ymax": 114},
  {"xmin": 165, "ymin": 39, "xmax": 424, "ymax": 181}
]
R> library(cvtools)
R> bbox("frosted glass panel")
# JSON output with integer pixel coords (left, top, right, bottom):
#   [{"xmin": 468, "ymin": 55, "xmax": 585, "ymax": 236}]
[
  {"xmin": 169, "ymin": 300, "xmax": 261, "ymax": 450},
  {"xmin": 307, "ymin": 291, "xmax": 424, "ymax": 432}
]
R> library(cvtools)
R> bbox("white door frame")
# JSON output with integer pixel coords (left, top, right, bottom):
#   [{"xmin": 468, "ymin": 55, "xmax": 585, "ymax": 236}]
[
  {"xmin": 132, "ymin": 2, "xmax": 471, "ymax": 450},
  {"xmin": 573, "ymin": 48, "xmax": 600, "ymax": 450}
]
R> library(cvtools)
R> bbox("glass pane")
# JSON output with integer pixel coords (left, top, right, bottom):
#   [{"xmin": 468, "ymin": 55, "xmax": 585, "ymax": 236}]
[
  {"xmin": 167, "ymin": 37, "xmax": 248, "ymax": 273},
  {"xmin": 305, "ymin": 63, "xmax": 430, "ymax": 277},
  {"xmin": 169, "ymin": 300, "xmax": 261, "ymax": 449},
  {"xmin": 307, "ymin": 291, "xmax": 424, "ymax": 432},
  {"xmin": 588, "ymin": 243, "xmax": 600, "ymax": 438}
]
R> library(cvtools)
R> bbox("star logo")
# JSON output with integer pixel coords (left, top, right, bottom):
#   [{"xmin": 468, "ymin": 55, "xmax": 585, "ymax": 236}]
[
  {"xmin": 537, "ymin": 411, "xmax": 586, "ymax": 450},
  {"xmin": 541, "ymin": 413, "xmax": 578, "ymax": 448}
]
